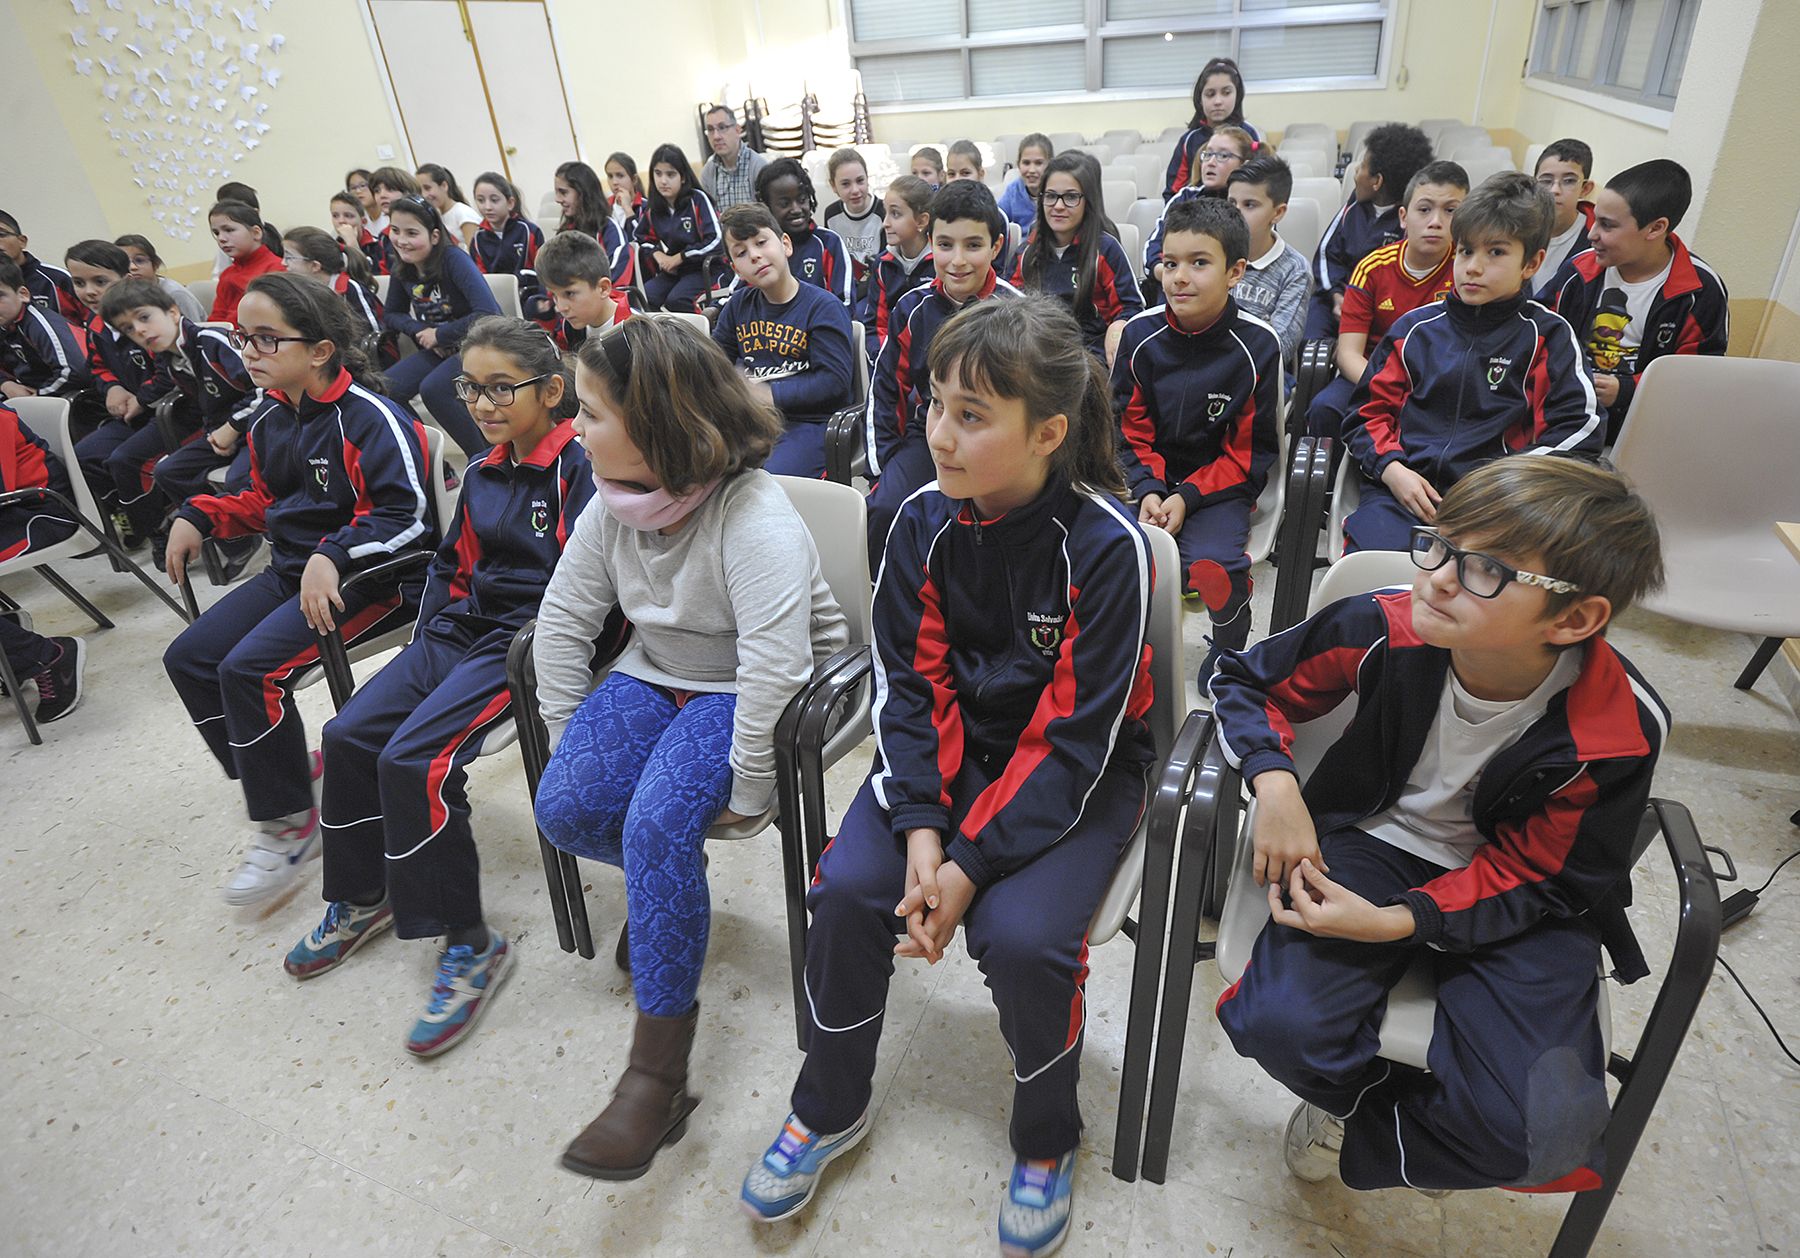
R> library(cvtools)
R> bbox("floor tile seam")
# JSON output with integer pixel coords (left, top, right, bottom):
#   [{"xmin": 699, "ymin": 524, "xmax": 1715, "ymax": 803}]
[{"xmin": 1697, "ymin": 1071, "xmax": 1774, "ymax": 1253}]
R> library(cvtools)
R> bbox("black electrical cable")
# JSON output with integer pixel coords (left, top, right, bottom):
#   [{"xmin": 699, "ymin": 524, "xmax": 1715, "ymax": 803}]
[
  {"xmin": 1716, "ymin": 956, "xmax": 1800, "ymax": 1069},
  {"xmin": 1750, "ymin": 847, "xmax": 1799, "ymax": 897}
]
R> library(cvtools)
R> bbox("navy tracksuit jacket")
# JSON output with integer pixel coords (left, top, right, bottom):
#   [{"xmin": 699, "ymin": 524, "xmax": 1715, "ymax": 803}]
[
  {"xmin": 73, "ymin": 314, "xmax": 159, "ymax": 504},
  {"xmin": 1011, "ymin": 230, "xmax": 1145, "ymax": 359},
  {"xmin": 711, "ymin": 280, "xmax": 855, "ymax": 478},
  {"xmin": 320, "ymin": 421, "xmax": 593, "ymax": 937},
  {"xmin": 332, "ymin": 272, "xmax": 384, "ymax": 349},
  {"xmin": 1543, "ymin": 233, "xmax": 1729, "ymax": 443},
  {"xmin": 793, "ymin": 477, "xmax": 1156, "ymax": 1158},
  {"xmin": 163, "ymin": 369, "xmax": 437, "ymax": 821},
  {"xmin": 864, "ymin": 270, "xmax": 1021, "ymax": 557},
  {"xmin": 21, "ymin": 253, "xmax": 84, "ymax": 323},
  {"xmin": 1304, "ymin": 197, "xmax": 1402, "ymax": 339},
  {"xmin": 1342, "ymin": 289, "xmax": 1604, "ymax": 552},
  {"xmin": 1162, "ymin": 122, "xmax": 1262, "ymax": 201},
  {"xmin": 1211, "ymin": 587, "xmax": 1668, "ymax": 1192},
  {"xmin": 632, "ymin": 191, "xmax": 723, "ymax": 312},
  {"xmin": 1112, "ymin": 299, "xmax": 1280, "ymax": 644},
  {"xmin": 854, "ymin": 245, "xmax": 933, "ymax": 359},
  {"xmin": 0, "ymin": 304, "xmax": 91, "ymax": 399}
]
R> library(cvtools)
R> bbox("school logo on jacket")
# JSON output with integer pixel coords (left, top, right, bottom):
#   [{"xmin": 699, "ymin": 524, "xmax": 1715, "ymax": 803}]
[
  {"xmin": 202, "ymin": 377, "xmax": 221, "ymax": 398},
  {"xmin": 1206, "ymin": 392, "xmax": 1230, "ymax": 420},
  {"xmin": 530, "ymin": 500, "xmax": 550, "ymax": 536},
  {"xmin": 129, "ymin": 347, "xmax": 149, "ymax": 371},
  {"xmin": 1027, "ymin": 609, "xmax": 1066, "ymax": 656},
  {"xmin": 802, "ymin": 258, "xmax": 817, "ymax": 278},
  {"xmin": 1485, "ymin": 356, "xmax": 1513, "ymax": 390},
  {"xmin": 309, "ymin": 456, "xmax": 331, "ymax": 491},
  {"xmin": 1655, "ymin": 324, "xmax": 1675, "ymax": 348},
  {"xmin": 680, "ymin": 216, "xmax": 694, "ymax": 233}
]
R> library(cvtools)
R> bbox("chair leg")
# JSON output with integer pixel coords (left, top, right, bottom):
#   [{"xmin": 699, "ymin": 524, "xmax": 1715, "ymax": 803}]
[
  {"xmin": 560, "ymin": 850, "xmax": 595, "ymax": 960},
  {"xmin": 1109, "ymin": 807, "xmax": 1180, "ymax": 1182},
  {"xmin": 1732, "ymin": 636, "xmax": 1782, "ymax": 691},
  {"xmin": 0, "ymin": 641, "xmax": 42, "ymax": 746},
  {"xmin": 34, "ymin": 565, "xmax": 113, "ymax": 631}
]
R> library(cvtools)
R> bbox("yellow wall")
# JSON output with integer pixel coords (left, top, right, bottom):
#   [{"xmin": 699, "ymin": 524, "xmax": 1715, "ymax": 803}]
[{"xmin": 557, "ymin": 0, "xmax": 721, "ymax": 166}]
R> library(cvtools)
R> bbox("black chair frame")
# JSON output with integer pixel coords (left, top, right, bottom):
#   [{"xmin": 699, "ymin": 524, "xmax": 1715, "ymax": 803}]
[
  {"xmin": 1123, "ymin": 712, "xmax": 1722, "ymax": 1257},
  {"xmin": 1266, "ymin": 435, "xmax": 1334, "ymax": 636}
]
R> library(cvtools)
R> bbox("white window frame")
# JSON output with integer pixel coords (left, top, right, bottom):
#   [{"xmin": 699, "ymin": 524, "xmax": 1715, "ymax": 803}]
[
  {"xmin": 1525, "ymin": 0, "xmax": 1696, "ymax": 117},
  {"xmin": 847, "ymin": 0, "xmax": 1396, "ymax": 113}
]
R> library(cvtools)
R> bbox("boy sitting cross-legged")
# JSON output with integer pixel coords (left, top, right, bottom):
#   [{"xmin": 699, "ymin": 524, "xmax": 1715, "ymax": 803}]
[
  {"xmin": 1113, "ymin": 195, "xmax": 1281, "ymax": 687},
  {"xmin": 1212, "ymin": 455, "xmax": 1668, "ymax": 1196},
  {"xmin": 712, "ymin": 204, "xmax": 856, "ymax": 479},
  {"xmin": 1341, "ymin": 173, "xmax": 1603, "ymax": 554}
]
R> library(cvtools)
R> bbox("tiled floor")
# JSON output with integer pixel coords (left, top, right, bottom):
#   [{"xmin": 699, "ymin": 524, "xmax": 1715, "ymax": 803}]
[{"xmin": 3, "ymin": 545, "xmax": 1796, "ymax": 1257}]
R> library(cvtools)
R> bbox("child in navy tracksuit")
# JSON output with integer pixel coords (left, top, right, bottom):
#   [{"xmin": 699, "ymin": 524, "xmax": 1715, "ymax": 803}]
[
  {"xmin": 1542, "ymin": 159, "xmax": 1729, "ymax": 444},
  {"xmin": 292, "ymin": 318, "xmax": 592, "ymax": 1057},
  {"xmin": 633, "ymin": 144, "xmax": 723, "ymax": 313},
  {"xmin": 1161, "ymin": 57, "xmax": 1260, "ymax": 200},
  {"xmin": 854, "ymin": 174, "xmax": 934, "ymax": 360},
  {"xmin": 163, "ymin": 274, "xmax": 435, "ymax": 909},
  {"xmin": 755, "ymin": 158, "xmax": 854, "ymax": 307},
  {"xmin": 0, "ymin": 401, "xmax": 88, "ymax": 722},
  {"xmin": 534, "ymin": 231, "xmax": 633, "ymax": 352},
  {"xmin": 712, "ymin": 205, "xmax": 856, "ymax": 479},
  {"xmin": 280, "ymin": 226, "xmax": 384, "ymax": 352},
  {"xmin": 93, "ymin": 280, "xmax": 261, "ymax": 542},
  {"xmin": 470, "ymin": 172, "xmax": 549, "ymax": 320},
  {"xmin": 1012, "ymin": 152, "xmax": 1144, "ymax": 362},
  {"xmin": 1304, "ymin": 124, "xmax": 1433, "ymax": 340},
  {"xmin": 742, "ymin": 297, "xmax": 1155, "ymax": 1257},
  {"xmin": 65, "ymin": 243, "xmax": 159, "ymax": 524},
  {"xmin": 1144, "ymin": 124, "xmax": 1258, "ymax": 278},
  {"xmin": 1342, "ymin": 175, "xmax": 1604, "ymax": 554},
  {"xmin": 0, "ymin": 259, "xmax": 91, "ymax": 405},
  {"xmin": 1114, "ymin": 198, "xmax": 1279, "ymax": 680},
  {"xmin": 1212, "ymin": 455, "xmax": 1668, "ymax": 1195},
  {"xmin": 865, "ymin": 180, "xmax": 1019, "ymax": 560},
  {"xmin": 381, "ymin": 197, "xmax": 503, "ymax": 456},
  {"xmin": 0, "ymin": 211, "xmax": 83, "ymax": 322}
]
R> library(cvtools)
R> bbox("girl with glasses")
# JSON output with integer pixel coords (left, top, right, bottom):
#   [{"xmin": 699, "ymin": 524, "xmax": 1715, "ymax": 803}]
[
  {"xmin": 281, "ymin": 225, "xmax": 383, "ymax": 353},
  {"xmin": 162, "ymin": 272, "xmax": 435, "ymax": 912},
  {"xmin": 288, "ymin": 316, "xmax": 594, "ymax": 1057},
  {"xmin": 1143, "ymin": 125, "xmax": 1258, "ymax": 281},
  {"xmin": 1013, "ymin": 152, "xmax": 1143, "ymax": 364}
]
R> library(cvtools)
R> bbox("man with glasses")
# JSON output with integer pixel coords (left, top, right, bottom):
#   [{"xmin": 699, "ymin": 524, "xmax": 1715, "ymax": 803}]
[
  {"xmin": 1530, "ymin": 139, "xmax": 1597, "ymax": 298},
  {"xmin": 1211, "ymin": 453, "xmax": 1670, "ymax": 1200},
  {"xmin": 698, "ymin": 105, "xmax": 770, "ymax": 211}
]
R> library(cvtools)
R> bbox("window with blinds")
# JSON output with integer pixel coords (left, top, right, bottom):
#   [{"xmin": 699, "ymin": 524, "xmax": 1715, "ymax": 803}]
[
  {"xmin": 1526, "ymin": 0, "xmax": 1698, "ymax": 109},
  {"xmin": 850, "ymin": 1, "xmax": 1392, "ymax": 107}
]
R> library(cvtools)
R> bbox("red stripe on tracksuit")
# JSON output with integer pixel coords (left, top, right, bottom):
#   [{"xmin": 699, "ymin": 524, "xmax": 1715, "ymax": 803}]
[
  {"xmin": 259, "ymin": 595, "xmax": 400, "ymax": 727},
  {"xmin": 424, "ymin": 687, "xmax": 513, "ymax": 834}
]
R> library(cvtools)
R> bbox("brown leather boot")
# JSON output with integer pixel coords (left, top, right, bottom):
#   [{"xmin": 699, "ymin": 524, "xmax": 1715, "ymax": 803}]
[{"xmin": 560, "ymin": 1002, "xmax": 701, "ymax": 1180}]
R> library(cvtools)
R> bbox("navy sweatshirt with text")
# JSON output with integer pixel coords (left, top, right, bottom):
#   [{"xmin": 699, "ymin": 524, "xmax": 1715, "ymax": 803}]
[{"xmin": 711, "ymin": 280, "xmax": 856, "ymax": 426}]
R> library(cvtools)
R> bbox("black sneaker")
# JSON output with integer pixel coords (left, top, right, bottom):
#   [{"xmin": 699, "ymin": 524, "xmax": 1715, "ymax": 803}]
[{"xmin": 32, "ymin": 637, "xmax": 86, "ymax": 723}]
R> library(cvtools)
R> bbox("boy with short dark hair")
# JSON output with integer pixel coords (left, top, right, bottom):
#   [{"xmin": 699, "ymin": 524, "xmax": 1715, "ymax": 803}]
[
  {"xmin": 1342, "ymin": 173, "xmax": 1602, "ymax": 553},
  {"xmin": 1304, "ymin": 124, "xmax": 1434, "ymax": 339},
  {"xmin": 1545, "ymin": 158, "xmax": 1728, "ymax": 443},
  {"xmin": 1531, "ymin": 139, "xmax": 1596, "ymax": 298},
  {"xmin": 754, "ymin": 158, "xmax": 853, "ymax": 307},
  {"xmin": 535, "ymin": 231, "xmax": 631, "ymax": 351},
  {"xmin": 712, "ymin": 204, "xmax": 856, "ymax": 478},
  {"xmin": 864, "ymin": 180, "xmax": 1019, "ymax": 558},
  {"xmin": 1224, "ymin": 156, "xmax": 1311, "ymax": 367},
  {"xmin": 1213, "ymin": 454, "xmax": 1669, "ymax": 1196},
  {"xmin": 0, "ymin": 210, "xmax": 83, "ymax": 321},
  {"xmin": 0, "ymin": 260, "xmax": 92, "ymax": 404},
  {"xmin": 1308, "ymin": 160, "xmax": 1468, "ymax": 441},
  {"xmin": 1113, "ymin": 196, "xmax": 1281, "ymax": 682}
]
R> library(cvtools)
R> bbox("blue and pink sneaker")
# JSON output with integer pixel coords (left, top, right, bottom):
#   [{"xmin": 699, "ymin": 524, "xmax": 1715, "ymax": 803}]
[
  {"xmin": 999, "ymin": 1148, "xmax": 1077, "ymax": 1257},
  {"xmin": 740, "ymin": 1109, "xmax": 870, "ymax": 1222},
  {"xmin": 284, "ymin": 898, "xmax": 394, "ymax": 978},
  {"xmin": 405, "ymin": 930, "xmax": 511, "ymax": 1057}
]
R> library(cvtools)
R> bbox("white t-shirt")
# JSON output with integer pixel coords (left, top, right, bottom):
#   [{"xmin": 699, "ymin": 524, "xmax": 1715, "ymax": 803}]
[
  {"xmin": 1534, "ymin": 216, "xmax": 1587, "ymax": 297},
  {"xmin": 1584, "ymin": 253, "xmax": 1674, "ymax": 376},
  {"xmin": 1605, "ymin": 255, "xmax": 1672, "ymax": 351},
  {"xmin": 1362, "ymin": 651, "xmax": 1582, "ymax": 871},
  {"xmin": 440, "ymin": 202, "xmax": 482, "ymax": 238}
]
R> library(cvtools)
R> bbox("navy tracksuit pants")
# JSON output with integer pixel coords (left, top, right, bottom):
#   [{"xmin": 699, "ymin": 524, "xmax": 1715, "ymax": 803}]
[
  {"xmin": 385, "ymin": 350, "xmax": 484, "ymax": 458},
  {"xmin": 643, "ymin": 268, "xmax": 707, "ymax": 315},
  {"xmin": 154, "ymin": 438, "xmax": 252, "ymax": 514},
  {"xmin": 766, "ymin": 419, "xmax": 828, "ymax": 480},
  {"xmin": 1305, "ymin": 373, "xmax": 1358, "ymax": 443},
  {"xmin": 1342, "ymin": 480, "xmax": 1423, "ymax": 554},
  {"xmin": 163, "ymin": 564, "xmax": 417, "ymax": 821},
  {"xmin": 95, "ymin": 421, "xmax": 175, "ymax": 537},
  {"xmin": 1216, "ymin": 828, "xmax": 1610, "ymax": 1193},
  {"xmin": 0, "ymin": 507, "xmax": 77, "ymax": 674},
  {"xmin": 1172, "ymin": 496, "xmax": 1253, "ymax": 655},
  {"xmin": 792, "ymin": 765, "xmax": 1144, "ymax": 1159},
  {"xmin": 864, "ymin": 438, "xmax": 935, "ymax": 569},
  {"xmin": 319, "ymin": 614, "xmax": 517, "ymax": 939}
]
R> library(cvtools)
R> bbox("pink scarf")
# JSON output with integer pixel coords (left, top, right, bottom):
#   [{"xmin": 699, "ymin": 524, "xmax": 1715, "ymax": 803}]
[{"xmin": 597, "ymin": 476, "xmax": 723, "ymax": 532}]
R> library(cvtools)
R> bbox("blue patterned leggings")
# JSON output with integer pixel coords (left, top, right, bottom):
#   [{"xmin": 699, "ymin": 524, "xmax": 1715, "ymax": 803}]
[{"xmin": 534, "ymin": 672, "xmax": 736, "ymax": 1016}]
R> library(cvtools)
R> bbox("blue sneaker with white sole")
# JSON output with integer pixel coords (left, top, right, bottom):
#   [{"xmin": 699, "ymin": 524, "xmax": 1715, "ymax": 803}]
[
  {"xmin": 740, "ymin": 1109, "xmax": 870, "ymax": 1222},
  {"xmin": 999, "ymin": 1148, "xmax": 1077, "ymax": 1257},
  {"xmin": 405, "ymin": 930, "xmax": 510, "ymax": 1057},
  {"xmin": 284, "ymin": 898, "xmax": 393, "ymax": 978}
]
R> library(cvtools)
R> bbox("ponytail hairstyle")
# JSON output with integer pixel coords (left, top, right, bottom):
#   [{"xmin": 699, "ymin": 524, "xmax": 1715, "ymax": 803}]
[
  {"xmin": 555, "ymin": 160, "xmax": 607, "ymax": 237},
  {"xmin": 605, "ymin": 152, "xmax": 646, "ymax": 204},
  {"xmin": 646, "ymin": 144, "xmax": 702, "ymax": 216},
  {"xmin": 926, "ymin": 295, "xmax": 1127, "ymax": 499},
  {"xmin": 1021, "ymin": 151, "xmax": 1117, "ymax": 316},
  {"xmin": 283, "ymin": 225, "xmax": 378, "ymax": 293},
  {"xmin": 209, "ymin": 198, "xmax": 285, "ymax": 259},
  {"xmin": 459, "ymin": 315, "xmax": 576, "ymax": 421},
  {"xmin": 386, "ymin": 196, "xmax": 452, "ymax": 284},
  {"xmin": 472, "ymin": 171, "xmax": 523, "ymax": 221},
  {"xmin": 415, "ymin": 162, "xmax": 468, "ymax": 207},
  {"xmin": 574, "ymin": 316, "xmax": 782, "ymax": 493},
  {"xmin": 1186, "ymin": 56, "xmax": 1247, "ymax": 132},
  {"xmin": 243, "ymin": 271, "xmax": 385, "ymax": 394}
]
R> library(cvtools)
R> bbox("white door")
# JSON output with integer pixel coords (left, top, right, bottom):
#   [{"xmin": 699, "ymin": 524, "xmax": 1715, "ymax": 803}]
[{"xmin": 465, "ymin": 1, "xmax": 578, "ymax": 210}]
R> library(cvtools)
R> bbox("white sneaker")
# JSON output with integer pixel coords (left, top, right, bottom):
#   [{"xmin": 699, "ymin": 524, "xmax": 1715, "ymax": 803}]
[
  {"xmin": 1283, "ymin": 1102, "xmax": 1344, "ymax": 1183},
  {"xmin": 222, "ymin": 810, "xmax": 320, "ymax": 907}
]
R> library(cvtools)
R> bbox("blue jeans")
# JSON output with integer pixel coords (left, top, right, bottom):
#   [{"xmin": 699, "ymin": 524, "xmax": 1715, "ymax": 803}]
[
  {"xmin": 385, "ymin": 349, "xmax": 484, "ymax": 457},
  {"xmin": 534, "ymin": 672, "xmax": 737, "ymax": 1016}
]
